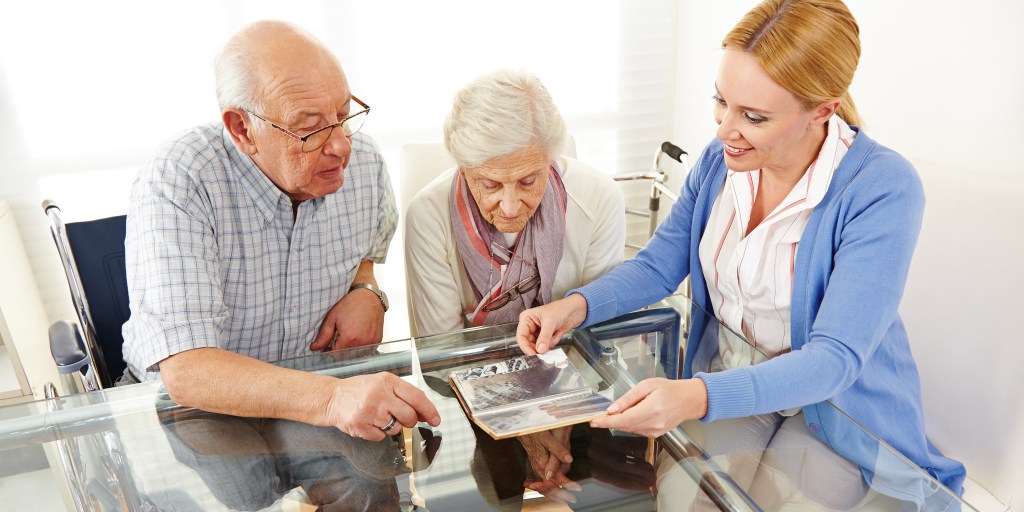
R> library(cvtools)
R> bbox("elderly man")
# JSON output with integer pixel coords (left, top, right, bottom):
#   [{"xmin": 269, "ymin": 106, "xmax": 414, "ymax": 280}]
[{"xmin": 121, "ymin": 21, "xmax": 438, "ymax": 510}]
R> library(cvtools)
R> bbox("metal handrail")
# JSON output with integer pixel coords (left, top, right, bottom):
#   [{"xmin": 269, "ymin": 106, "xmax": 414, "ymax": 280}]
[{"xmin": 613, "ymin": 141, "xmax": 688, "ymax": 249}]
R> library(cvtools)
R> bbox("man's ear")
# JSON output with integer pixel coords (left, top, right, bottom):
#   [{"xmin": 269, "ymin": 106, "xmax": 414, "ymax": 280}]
[
  {"xmin": 223, "ymin": 109, "xmax": 258, "ymax": 155},
  {"xmin": 810, "ymin": 99, "xmax": 840, "ymax": 127}
]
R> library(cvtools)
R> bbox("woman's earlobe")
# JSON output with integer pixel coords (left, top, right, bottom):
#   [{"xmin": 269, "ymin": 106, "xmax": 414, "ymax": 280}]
[{"xmin": 818, "ymin": 100, "xmax": 840, "ymax": 123}]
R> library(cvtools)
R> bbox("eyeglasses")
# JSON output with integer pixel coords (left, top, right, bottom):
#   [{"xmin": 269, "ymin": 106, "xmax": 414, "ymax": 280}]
[
  {"xmin": 481, "ymin": 242, "xmax": 541, "ymax": 313},
  {"xmin": 245, "ymin": 95, "xmax": 370, "ymax": 153}
]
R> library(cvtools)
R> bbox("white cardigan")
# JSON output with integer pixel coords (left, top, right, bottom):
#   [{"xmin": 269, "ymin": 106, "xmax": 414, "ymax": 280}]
[{"xmin": 404, "ymin": 156, "xmax": 625, "ymax": 337}]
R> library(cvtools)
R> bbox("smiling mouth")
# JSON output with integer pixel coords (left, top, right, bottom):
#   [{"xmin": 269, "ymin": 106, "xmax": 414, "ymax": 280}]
[{"xmin": 724, "ymin": 144, "xmax": 751, "ymax": 155}]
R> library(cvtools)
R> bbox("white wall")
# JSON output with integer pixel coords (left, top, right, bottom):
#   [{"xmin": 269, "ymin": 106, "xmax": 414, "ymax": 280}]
[
  {"xmin": 0, "ymin": 1, "xmax": 677, "ymax": 342},
  {"xmin": 673, "ymin": 0, "xmax": 1024, "ymax": 507}
]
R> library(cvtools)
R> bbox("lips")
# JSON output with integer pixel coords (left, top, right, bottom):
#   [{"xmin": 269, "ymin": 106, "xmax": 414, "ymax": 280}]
[
  {"xmin": 723, "ymin": 143, "xmax": 752, "ymax": 157},
  {"xmin": 317, "ymin": 167, "xmax": 342, "ymax": 179}
]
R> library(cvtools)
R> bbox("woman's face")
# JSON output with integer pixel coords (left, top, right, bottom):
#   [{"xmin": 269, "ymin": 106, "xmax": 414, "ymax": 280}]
[
  {"xmin": 713, "ymin": 49, "xmax": 831, "ymax": 175},
  {"xmin": 462, "ymin": 145, "xmax": 550, "ymax": 233}
]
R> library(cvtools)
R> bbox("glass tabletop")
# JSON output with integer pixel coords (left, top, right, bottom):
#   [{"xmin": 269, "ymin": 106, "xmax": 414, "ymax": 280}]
[{"xmin": 0, "ymin": 297, "xmax": 973, "ymax": 511}]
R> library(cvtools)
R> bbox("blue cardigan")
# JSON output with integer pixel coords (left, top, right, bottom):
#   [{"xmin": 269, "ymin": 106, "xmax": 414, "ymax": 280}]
[{"xmin": 575, "ymin": 131, "xmax": 966, "ymax": 495}]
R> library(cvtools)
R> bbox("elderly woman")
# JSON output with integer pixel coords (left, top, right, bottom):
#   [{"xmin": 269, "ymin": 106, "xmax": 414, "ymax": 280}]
[
  {"xmin": 404, "ymin": 69, "xmax": 627, "ymax": 503},
  {"xmin": 404, "ymin": 69, "xmax": 624, "ymax": 338}
]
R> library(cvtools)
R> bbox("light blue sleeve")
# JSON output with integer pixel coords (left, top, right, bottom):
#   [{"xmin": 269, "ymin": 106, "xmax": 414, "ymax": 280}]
[{"xmin": 570, "ymin": 142, "xmax": 721, "ymax": 327}]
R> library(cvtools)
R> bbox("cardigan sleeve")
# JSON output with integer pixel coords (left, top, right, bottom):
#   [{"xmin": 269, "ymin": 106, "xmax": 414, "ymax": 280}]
[
  {"xmin": 572, "ymin": 141, "xmax": 720, "ymax": 326},
  {"xmin": 404, "ymin": 179, "xmax": 466, "ymax": 338}
]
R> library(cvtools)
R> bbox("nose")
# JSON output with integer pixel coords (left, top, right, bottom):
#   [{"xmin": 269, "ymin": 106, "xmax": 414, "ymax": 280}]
[
  {"xmin": 716, "ymin": 110, "xmax": 740, "ymax": 142},
  {"xmin": 321, "ymin": 126, "xmax": 353, "ymax": 160},
  {"xmin": 499, "ymin": 187, "xmax": 519, "ymax": 216}
]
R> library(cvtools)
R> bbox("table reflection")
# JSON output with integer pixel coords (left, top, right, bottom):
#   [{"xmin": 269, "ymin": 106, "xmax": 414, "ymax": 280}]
[
  {"xmin": 159, "ymin": 408, "xmax": 405, "ymax": 511},
  {"xmin": 0, "ymin": 298, "xmax": 974, "ymax": 511}
]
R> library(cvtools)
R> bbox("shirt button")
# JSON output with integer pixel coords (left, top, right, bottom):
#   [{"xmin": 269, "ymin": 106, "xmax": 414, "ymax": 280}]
[{"xmin": 808, "ymin": 422, "xmax": 820, "ymax": 433}]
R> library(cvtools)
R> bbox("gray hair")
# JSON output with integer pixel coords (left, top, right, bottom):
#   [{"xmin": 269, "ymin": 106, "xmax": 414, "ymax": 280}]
[
  {"xmin": 443, "ymin": 69, "xmax": 567, "ymax": 168},
  {"xmin": 213, "ymin": 36, "xmax": 263, "ymax": 114}
]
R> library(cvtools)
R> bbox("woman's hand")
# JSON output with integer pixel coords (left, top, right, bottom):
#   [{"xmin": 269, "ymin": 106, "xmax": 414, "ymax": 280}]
[
  {"xmin": 519, "ymin": 427, "xmax": 581, "ymax": 503},
  {"xmin": 516, "ymin": 293, "xmax": 589, "ymax": 355},
  {"xmin": 590, "ymin": 378, "xmax": 708, "ymax": 437},
  {"xmin": 518, "ymin": 427, "xmax": 574, "ymax": 481}
]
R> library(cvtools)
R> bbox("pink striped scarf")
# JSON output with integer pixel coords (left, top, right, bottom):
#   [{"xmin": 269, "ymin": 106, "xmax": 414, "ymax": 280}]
[{"xmin": 450, "ymin": 164, "xmax": 567, "ymax": 326}]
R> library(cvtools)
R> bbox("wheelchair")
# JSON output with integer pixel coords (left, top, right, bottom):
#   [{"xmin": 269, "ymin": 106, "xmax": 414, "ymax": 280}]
[{"xmin": 41, "ymin": 200, "xmax": 158, "ymax": 511}]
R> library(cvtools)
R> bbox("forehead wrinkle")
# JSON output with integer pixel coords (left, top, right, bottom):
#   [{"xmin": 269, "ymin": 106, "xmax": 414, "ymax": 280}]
[
  {"xmin": 262, "ymin": 77, "xmax": 349, "ymax": 123},
  {"xmin": 469, "ymin": 156, "xmax": 547, "ymax": 184},
  {"xmin": 473, "ymin": 166, "xmax": 545, "ymax": 184},
  {"xmin": 256, "ymin": 42, "xmax": 349, "ymax": 121}
]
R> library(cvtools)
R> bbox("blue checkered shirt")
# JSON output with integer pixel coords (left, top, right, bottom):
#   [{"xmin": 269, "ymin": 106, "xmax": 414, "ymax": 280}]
[{"xmin": 122, "ymin": 123, "xmax": 397, "ymax": 380}]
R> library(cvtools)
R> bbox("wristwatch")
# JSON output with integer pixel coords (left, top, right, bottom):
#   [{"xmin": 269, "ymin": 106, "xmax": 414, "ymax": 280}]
[{"xmin": 350, "ymin": 282, "xmax": 389, "ymax": 313}]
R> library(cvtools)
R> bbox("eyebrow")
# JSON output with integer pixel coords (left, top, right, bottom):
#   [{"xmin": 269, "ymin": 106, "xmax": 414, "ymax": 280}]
[
  {"xmin": 475, "ymin": 167, "xmax": 545, "ymax": 183},
  {"xmin": 714, "ymin": 84, "xmax": 773, "ymax": 115},
  {"xmin": 284, "ymin": 95, "xmax": 354, "ymax": 126}
]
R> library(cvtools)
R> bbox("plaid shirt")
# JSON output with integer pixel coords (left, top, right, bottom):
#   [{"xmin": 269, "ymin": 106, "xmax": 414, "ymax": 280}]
[{"xmin": 122, "ymin": 123, "xmax": 397, "ymax": 380}]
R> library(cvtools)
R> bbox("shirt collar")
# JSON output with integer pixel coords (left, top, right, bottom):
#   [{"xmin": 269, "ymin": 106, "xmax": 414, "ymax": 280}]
[
  {"xmin": 799, "ymin": 114, "xmax": 856, "ymax": 209},
  {"xmin": 221, "ymin": 126, "xmax": 326, "ymax": 224}
]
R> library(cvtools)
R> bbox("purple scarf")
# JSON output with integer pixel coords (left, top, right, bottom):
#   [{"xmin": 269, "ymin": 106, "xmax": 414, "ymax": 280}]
[{"xmin": 450, "ymin": 164, "xmax": 567, "ymax": 326}]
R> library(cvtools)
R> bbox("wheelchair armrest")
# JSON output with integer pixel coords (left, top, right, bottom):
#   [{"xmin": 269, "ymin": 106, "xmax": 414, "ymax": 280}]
[{"xmin": 49, "ymin": 320, "xmax": 90, "ymax": 374}]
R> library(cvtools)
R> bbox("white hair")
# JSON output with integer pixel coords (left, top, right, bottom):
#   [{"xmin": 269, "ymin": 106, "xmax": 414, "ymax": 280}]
[
  {"xmin": 443, "ymin": 69, "xmax": 567, "ymax": 168},
  {"xmin": 213, "ymin": 36, "xmax": 263, "ymax": 113}
]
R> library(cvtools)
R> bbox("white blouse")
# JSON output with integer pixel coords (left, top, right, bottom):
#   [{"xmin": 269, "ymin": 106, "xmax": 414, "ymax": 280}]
[{"xmin": 698, "ymin": 115, "xmax": 856, "ymax": 374}]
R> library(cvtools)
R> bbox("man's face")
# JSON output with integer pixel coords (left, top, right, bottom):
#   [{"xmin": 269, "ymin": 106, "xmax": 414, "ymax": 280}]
[
  {"xmin": 248, "ymin": 55, "xmax": 354, "ymax": 201},
  {"xmin": 462, "ymin": 145, "xmax": 550, "ymax": 233}
]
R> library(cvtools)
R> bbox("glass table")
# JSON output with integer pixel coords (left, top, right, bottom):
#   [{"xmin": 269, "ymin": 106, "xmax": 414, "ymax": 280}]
[{"xmin": 0, "ymin": 297, "xmax": 973, "ymax": 511}]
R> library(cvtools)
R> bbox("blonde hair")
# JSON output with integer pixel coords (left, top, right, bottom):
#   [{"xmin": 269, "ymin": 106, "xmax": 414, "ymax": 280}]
[{"xmin": 723, "ymin": 0, "xmax": 862, "ymax": 126}]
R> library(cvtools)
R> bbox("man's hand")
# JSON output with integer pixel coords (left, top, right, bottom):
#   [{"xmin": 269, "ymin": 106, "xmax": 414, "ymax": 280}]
[
  {"xmin": 323, "ymin": 372, "xmax": 440, "ymax": 441},
  {"xmin": 516, "ymin": 293, "xmax": 589, "ymax": 355},
  {"xmin": 590, "ymin": 378, "xmax": 708, "ymax": 437},
  {"xmin": 310, "ymin": 288, "xmax": 385, "ymax": 351}
]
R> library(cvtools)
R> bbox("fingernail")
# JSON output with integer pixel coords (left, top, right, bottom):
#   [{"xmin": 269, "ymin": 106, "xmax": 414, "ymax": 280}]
[
  {"xmin": 538, "ymin": 343, "xmax": 547, "ymax": 352},
  {"xmin": 431, "ymin": 415, "xmax": 441, "ymax": 426},
  {"xmin": 564, "ymin": 454, "xmax": 573, "ymax": 463},
  {"xmin": 607, "ymin": 404, "xmax": 620, "ymax": 413},
  {"xmin": 545, "ymin": 470, "xmax": 553, "ymax": 480}
]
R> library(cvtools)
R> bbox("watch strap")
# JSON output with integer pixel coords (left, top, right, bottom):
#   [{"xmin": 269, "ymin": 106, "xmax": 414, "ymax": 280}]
[{"xmin": 350, "ymin": 282, "xmax": 388, "ymax": 312}]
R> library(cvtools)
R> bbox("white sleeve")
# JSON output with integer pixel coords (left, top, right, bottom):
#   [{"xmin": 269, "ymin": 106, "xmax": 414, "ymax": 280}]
[{"xmin": 403, "ymin": 192, "xmax": 465, "ymax": 338}]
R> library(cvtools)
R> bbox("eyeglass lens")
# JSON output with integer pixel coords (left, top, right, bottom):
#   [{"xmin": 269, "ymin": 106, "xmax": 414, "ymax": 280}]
[
  {"xmin": 482, "ymin": 271, "xmax": 541, "ymax": 312},
  {"xmin": 301, "ymin": 110, "xmax": 368, "ymax": 152}
]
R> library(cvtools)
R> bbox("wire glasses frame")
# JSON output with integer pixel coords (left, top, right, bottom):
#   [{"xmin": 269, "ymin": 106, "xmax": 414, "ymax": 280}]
[
  {"xmin": 245, "ymin": 96, "xmax": 370, "ymax": 153},
  {"xmin": 481, "ymin": 242, "xmax": 542, "ymax": 313}
]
